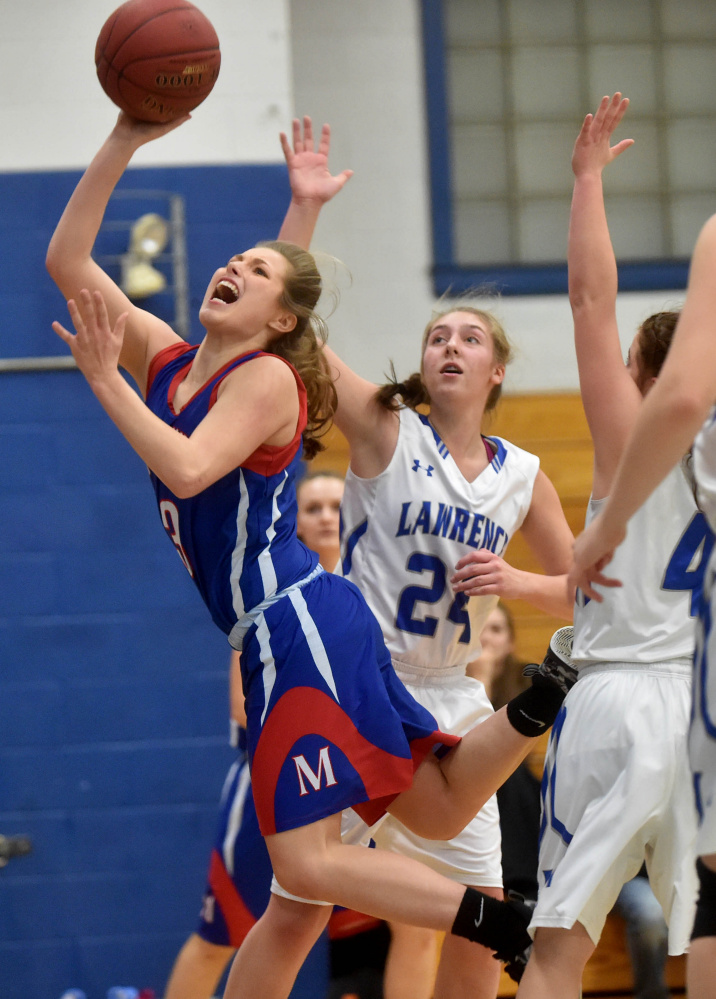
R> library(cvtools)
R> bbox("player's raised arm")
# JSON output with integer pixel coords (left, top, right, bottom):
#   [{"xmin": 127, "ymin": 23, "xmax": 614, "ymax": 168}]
[
  {"xmin": 52, "ymin": 288, "xmax": 298, "ymax": 497},
  {"xmin": 278, "ymin": 116, "xmax": 353, "ymax": 249},
  {"xmin": 568, "ymin": 94, "xmax": 638, "ymax": 496},
  {"xmin": 46, "ymin": 113, "xmax": 187, "ymax": 391},
  {"xmin": 570, "ymin": 211, "xmax": 716, "ymax": 597},
  {"xmin": 277, "ymin": 116, "xmax": 396, "ymax": 473}
]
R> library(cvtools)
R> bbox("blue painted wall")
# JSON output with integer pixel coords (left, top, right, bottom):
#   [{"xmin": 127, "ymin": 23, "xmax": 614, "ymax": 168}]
[{"xmin": 0, "ymin": 165, "xmax": 327, "ymax": 999}]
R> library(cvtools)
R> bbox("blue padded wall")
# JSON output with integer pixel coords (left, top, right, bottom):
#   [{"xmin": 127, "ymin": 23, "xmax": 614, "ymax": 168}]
[{"xmin": 0, "ymin": 165, "xmax": 328, "ymax": 999}]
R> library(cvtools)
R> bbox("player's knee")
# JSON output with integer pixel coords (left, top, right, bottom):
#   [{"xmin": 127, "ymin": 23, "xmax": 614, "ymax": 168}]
[
  {"xmin": 270, "ymin": 853, "xmax": 324, "ymax": 901},
  {"xmin": 436, "ymin": 815, "xmax": 470, "ymax": 841},
  {"xmin": 389, "ymin": 790, "xmax": 467, "ymax": 841},
  {"xmin": 692, "ymin": 857, "xmax": 716, "ymax": 940}
]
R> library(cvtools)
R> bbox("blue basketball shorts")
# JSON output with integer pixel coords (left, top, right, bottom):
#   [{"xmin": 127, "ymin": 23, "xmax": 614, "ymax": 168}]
[{"xmin": 239, "ymin": 573, "xmax": 459, "ymax": 835}]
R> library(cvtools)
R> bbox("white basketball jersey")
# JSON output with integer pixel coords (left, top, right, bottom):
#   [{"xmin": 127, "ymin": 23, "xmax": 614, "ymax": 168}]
[
  {"xmin": 692, "ymin": 408, "xmax": 716, "ymax": 856},
  {"xmin": 339, "ymin": 407, "xmax": 539, "ymax": 670},
  {"xmin": 573, "ymin": 462, "xmax": 705, "ymax": 664},
  {"xmin": 695, "ymin": 407, "xmax": 716, "ymax": 533}
]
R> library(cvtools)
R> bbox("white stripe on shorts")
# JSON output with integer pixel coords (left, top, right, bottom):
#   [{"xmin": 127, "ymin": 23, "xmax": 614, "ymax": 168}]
[
  {"xmin": 256, "ymin": 616, "xmax": 277, "ymax": 727},
  {"xmin": 223, "ymin": 761, "xmax": 252, "ymax": 876},
  {"xmin": 288, "ymin": 588, "xmax": 340, "ymax": 702}
]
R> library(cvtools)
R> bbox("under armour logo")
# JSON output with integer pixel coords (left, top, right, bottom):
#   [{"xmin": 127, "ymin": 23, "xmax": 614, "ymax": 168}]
[{"xmin": 412, "ymin": 459, "xmax": 434, "ymax": 476}]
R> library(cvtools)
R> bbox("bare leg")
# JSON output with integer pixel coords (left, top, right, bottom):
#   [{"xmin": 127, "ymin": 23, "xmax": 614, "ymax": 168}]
[
  {"xmin": 267, "ymin": 813, "xmax": 466, "ymax": 928},
  {"xmin": 688, "ymin": 852, "xmax": 716, "ymax": 999},
  {"xmin": 383, "ymin": 923, "xmax": 438, "ymax": 999},
  {"xmin": 389, "ymin": 708, "xmax": 535, "ymax": 841},
  {"xmin": 432, "ymin": 886, "xmax": 502, "ymax": 999},
  {"xmin": 223, "ymin": 893, "xmax": 331, "ymax": 999},
  {"xmin": 220, "ymin": 697, "xmax": 551, "ymax": 999},
  {"xmin": 224, "ymin": 809, "xmax": 529, "ymax": 999},
  {"xmin": 516, "ymin": 924, "xmax": 595, "ymax": 999},
  {"xmin": 164, "ymin": 933, "xmax": 235, "ymax": 999}
]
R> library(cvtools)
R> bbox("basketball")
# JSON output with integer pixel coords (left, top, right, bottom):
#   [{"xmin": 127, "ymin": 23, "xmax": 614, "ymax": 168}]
[{"xmin": 95, "ymin": 0, "xmax": 221, "ymax": 123}]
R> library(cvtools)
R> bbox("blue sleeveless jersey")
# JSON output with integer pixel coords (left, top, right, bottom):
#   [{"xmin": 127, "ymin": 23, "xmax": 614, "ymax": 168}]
[
  {"xmin": 145, "ymin": 343, "xmax": 318, "ymax": 634},
  {"xmin": 144, "ymin": 343, "xmax": 454, "ymax": 836}
]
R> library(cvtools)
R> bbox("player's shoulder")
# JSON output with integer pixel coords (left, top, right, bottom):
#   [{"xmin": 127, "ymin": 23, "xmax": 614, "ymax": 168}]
[
  {"xmin": 226, "ymin": 351, "xmax": 299, "ymax": 392},
  {"xmin": 486, "ymin": 434, "xmax": 540, "ymax": 474},
  {"xmin": 245, "ymin": 350, "xmax": 296, "ymax": 374}
]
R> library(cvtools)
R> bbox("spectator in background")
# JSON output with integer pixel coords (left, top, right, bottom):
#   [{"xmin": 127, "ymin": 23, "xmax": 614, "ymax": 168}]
[
  {"xmin": 468, "ymin": 602, "xmax": 530, "ymax": 709},
  {"xmin": 293, "ymin": 471, "xmax": 344, "ymax": 573}
]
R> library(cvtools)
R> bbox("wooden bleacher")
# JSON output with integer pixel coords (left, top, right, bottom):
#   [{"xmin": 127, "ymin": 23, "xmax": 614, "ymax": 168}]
[{"xmin": 313, "ymin": 392, "xmax": 686, "ymax": 996}]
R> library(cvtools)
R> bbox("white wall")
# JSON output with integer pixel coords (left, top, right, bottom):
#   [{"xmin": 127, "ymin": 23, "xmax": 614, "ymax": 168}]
[
  {"xmin": 2, "ymin": 0, "xmax": 293, "ymax": 169},
  {"xmin": 1, "ymin": 0, "xmax": 686, "ymax": 392},
  {"xmin": 288, "ymin": 0, "xmax": 686, "ymax": 393}
]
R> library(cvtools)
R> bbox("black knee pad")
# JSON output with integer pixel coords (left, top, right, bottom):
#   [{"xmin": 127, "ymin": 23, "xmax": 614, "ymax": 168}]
[{"xmin": 692, "ymin": 858, "xmax": 716, "ymax": 940}]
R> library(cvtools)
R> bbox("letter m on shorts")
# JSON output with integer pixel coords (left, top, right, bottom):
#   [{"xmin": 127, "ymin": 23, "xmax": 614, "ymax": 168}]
[{"xmin": 293, "ymin": 746, "xmax": 338, "ymax": 796}]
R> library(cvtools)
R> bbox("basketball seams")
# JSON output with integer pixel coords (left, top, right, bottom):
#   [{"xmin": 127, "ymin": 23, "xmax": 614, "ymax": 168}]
[
  {"xmin": 100, "ymin": 4, "xmax": 214, "ymax": 64},
  {"xmin": 95, "ymin": 0, "xmax": 221, "ymax": 122},
  {"xmin": 118, "ymin": 46, "xmax": 221, "ymax": 71}
]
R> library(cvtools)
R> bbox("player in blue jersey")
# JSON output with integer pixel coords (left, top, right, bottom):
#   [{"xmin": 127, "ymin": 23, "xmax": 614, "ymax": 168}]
[
  {"xmin": 163, "ymin": 471, "xmax": 384, "ymax": 999},
  {"xmin": 277, "ymin": 117, "xmax": 575, "ymax": 999},
  {"xmin": 46, "ymin": 111, "xmax": 571, "ymax": 999}
]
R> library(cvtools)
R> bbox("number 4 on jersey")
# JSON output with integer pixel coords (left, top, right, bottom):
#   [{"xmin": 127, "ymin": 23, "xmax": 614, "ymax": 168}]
[{"xmin": 663, "ymin": 512, "xmax": 714, "ymax": 616}]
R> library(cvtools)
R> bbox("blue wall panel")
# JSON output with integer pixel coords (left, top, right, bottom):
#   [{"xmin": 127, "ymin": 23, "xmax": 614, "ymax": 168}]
[{"xmin": 0, "ymin": 164, "xmax": 328, "ymax": 999}]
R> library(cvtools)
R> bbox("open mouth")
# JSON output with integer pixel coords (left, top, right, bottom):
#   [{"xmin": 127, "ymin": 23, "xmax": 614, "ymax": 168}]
[
  {"xmin": 211, "ymin": 279, "xmax": 240, "ymax": 304},
  {"xmin": 441, "ymin": 363, "xmax": 462, "ymax": 374}
]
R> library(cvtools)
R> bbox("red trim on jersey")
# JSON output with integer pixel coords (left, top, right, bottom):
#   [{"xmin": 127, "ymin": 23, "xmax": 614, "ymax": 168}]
[
  {"xmin": 251, "ymin": 686, "xmax": 459, "ymax": 835},
  {"xmin": 146, "ymin": 344, "xmax": 307, "ymax": 477},
  {"xmin": 353, "ymin": 732, "xmax": 460, "ymax": 827},
  {"xmin": 207, "ymin": 848, "xmax": 257, "ymax": 947},
  {"xmin": 236, "ymin": 355, "xmax": 308, "ymax": 476},
  {"xmin": 146, "ymin": 341, "xmax": 195, "ymax": 398}
]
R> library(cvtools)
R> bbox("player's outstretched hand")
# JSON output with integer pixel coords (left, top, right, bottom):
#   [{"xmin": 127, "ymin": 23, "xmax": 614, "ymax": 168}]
[
  {"xmin": 568, "ymin": 514, "xmax": 624, "ymax": 602},
  {"xmin": 280, "ymin": 116, "xmax": 353, "ymax": 206},
  {"xmin": 571, "ymin": 92, "xmax": 634, "ymax": 179},
  {"xmin": 53, "ymin": 289, "xmax": 127, "ymax": 387}
]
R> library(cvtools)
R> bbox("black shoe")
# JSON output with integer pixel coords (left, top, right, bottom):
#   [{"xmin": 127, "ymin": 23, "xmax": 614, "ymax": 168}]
[
  {"xmin": 492, "ymin": 891, "xmax": 534, "ymax": 982},
  {"xmin": 522, "ymin": 626, "xmax": 577, "ymax": 696}
]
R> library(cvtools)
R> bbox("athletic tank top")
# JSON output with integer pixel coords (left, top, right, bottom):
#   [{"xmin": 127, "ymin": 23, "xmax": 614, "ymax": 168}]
[
  {"xmin": 573, "ymin": 462, "xmax": 710, "ymax": 663},
  {"xmin": 339, "ymin": 406, "xmax": 539, "ymax": 670},
  {"xmin": 145, "ymin": 343, "xmax": 318, "ymax": 635}
]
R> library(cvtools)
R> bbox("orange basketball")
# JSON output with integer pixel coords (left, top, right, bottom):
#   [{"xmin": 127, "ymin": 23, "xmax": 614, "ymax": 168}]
[{"xmin": 95, "ymin": 0, "xmax": 221, "ymax": 123}]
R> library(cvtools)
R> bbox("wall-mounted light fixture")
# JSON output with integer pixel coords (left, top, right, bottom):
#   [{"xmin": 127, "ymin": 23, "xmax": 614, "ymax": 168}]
[{"xmin": 120, "ymin": 212, "xmax": 169, "ymax": 299}]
